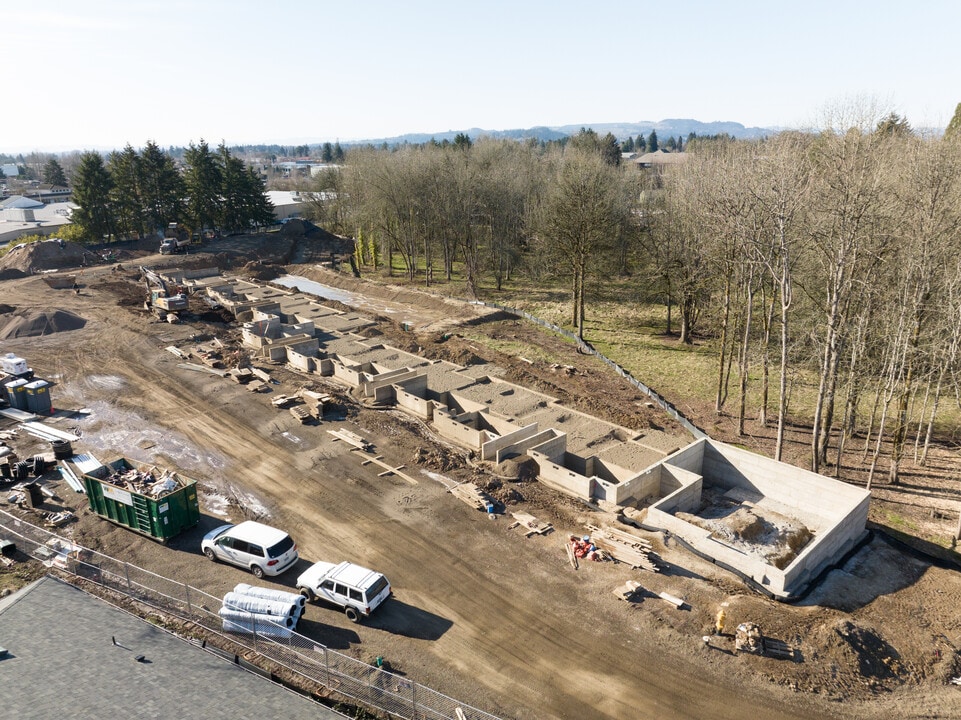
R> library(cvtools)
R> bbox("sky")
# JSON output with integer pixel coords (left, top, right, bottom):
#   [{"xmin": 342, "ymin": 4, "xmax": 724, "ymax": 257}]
[{"xmin": 3, "ymin": 0, "xmax": 961, "ymax": 154}]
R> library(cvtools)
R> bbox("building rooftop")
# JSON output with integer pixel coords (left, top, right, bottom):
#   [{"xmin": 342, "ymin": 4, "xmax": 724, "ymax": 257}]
[{"xmin": 0, "ymin": 576, "xmax": 344, "ymax": 720}]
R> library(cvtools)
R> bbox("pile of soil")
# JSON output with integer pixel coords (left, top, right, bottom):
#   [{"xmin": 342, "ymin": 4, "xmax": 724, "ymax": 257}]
[
  {"xmin": 0, "ymin": 309, "xmax": 87, "ymax": 338},
  {"xmin": 0, "ymin": 239, "xmax": 100, "ymax": 274}
]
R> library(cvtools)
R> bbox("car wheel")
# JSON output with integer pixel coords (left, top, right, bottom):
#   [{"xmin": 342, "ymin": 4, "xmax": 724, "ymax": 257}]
[
  {"xmin": 251, "ymin": 565, "xmax": 265, "ymax": 579},
  {"xmin": 204, "ymin": 547, "xmax": 216, "ymax": 562},
  {"xmin": 345, "ymin": 606, "xmax": 360, "ymax": 623},
  {"xmin": 299, "ymin": 587, "xmax": 316, "ymax": 602}
]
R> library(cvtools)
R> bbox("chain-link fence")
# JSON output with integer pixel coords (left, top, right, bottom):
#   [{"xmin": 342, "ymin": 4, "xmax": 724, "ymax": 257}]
[{"xmin": 0, "ymin": 508, "xmax": 502, "ymax": 720}]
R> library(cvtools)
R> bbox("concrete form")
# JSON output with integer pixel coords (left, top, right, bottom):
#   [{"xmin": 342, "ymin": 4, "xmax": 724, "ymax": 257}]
[
  {"xmin": 212, "ymin": 277, "xmax": 870, "ymax": 598},
  {"xmin": 644, "ymin": 439, "xmax": 870, "ymax": 598}
]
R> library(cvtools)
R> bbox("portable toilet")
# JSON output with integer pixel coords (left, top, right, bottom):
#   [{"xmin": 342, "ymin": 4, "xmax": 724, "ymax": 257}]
[
  {"xmin": 24, "ymin": 380, "xmax": 51, "ymax": 414},
  {"xmin": 1, "ymin": 353, "xmax": 30, "ymax": 378},
  {"xmin": 5, "ymin": 378, "xmax": 29, "ymax": 410}
]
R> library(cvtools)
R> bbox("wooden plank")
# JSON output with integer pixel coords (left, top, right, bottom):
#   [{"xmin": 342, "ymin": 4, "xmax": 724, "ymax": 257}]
[
  {"xmin": 658, "ymin": 591, "xmax": 685, "ymax": 608},
  {"xmin": 353, "ymin": 451, "xmax": 418, "ymax": 485}
]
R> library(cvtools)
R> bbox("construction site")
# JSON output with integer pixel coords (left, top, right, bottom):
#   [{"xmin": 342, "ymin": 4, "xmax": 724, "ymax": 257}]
[{"xmin": 1, "ymin": 231, "xmax": 961, "ymax": 720}]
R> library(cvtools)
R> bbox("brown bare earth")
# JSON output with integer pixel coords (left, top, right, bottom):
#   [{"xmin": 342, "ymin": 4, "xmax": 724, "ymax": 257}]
[{"xmin": 2, "ymin": 233, "xmax": 961, "ymax": 720}]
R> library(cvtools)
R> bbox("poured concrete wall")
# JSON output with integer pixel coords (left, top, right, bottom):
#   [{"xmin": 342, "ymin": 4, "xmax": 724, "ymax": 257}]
[
  {"xmin": 493, "ymin": 428, "xmax": 560, "ymax": 464},
  {"xmin": 361, "ymin": 367, "xmax": 421, "ymax": 401},
  {"xmin": 643, "ymin": 438, "xmax": 870, "ymax": 599},
  {"xmin": 286, "ymin": 344, "xmax": 318, "ymax": 373},
  {"xmin": 530, "ymin": 450, "xmax": 594, "ymax": 500},
  {"xmin": 615, "ymin": 464, "xmax": 662, "ymax": 506},
  {"xmin": 481, "ymin": 423, "xmax": 540, "ymax": 462},
  {"xmin": 432, "ymin": 407, "xmax": 489, "ymax": 449},
  {"xmin": 394, "ymin": 376, "xmax": 432, "ymax": 419}
]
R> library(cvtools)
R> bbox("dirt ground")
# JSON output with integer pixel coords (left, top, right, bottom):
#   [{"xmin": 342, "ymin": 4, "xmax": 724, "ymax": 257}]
[{"xmin": 2, "ymin": 233, "xmax": 961, "ymax": 720}]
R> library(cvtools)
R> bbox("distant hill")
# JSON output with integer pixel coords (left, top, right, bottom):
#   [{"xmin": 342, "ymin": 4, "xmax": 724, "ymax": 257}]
[{"xmin": 350, "ymin": 119, "xmax": 774, "ymax": 147}]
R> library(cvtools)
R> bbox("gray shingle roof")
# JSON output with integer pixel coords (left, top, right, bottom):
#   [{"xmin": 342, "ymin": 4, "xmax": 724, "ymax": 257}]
[{"xmin": 0, "ymin": 575, "xmax": 344, "ymax": 720}]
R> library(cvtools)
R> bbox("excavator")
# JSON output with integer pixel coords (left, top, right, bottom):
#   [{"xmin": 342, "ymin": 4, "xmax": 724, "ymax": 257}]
[{"xmin": 140, "ymin": 266, "xmax": 188, "ymax": 321}]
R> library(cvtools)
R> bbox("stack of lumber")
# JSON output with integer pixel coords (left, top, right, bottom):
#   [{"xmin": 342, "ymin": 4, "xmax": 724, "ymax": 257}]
[
  {"xmin": 509, "ymin": 512, "xmax": 554, "ymax": 537},
  {"xmin": 327, "ymin": 429, "xmax": 373, "ymax": 451},
  {"xmin": 449, "ymin": 482, "xmax": 493, "ymax": 512},
  {"xmin": 289, "ymin": 405, "xmax": 311, "ymax": 423},
  {"xmin": 586, "ymin": 524, "xmax": 659, "ymax": 572}
]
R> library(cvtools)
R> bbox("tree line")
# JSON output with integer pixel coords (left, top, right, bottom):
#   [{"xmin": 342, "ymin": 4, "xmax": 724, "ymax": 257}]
[
  {"xmin": 68, "ymin": 140, "xmax": 274, "ymax": 242},
  {"xmin": 309, "ymin": 105, "xmax": 961, "ymax": 484}
]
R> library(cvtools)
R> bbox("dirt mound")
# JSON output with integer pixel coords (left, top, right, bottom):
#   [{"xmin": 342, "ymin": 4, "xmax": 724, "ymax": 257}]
[
  {"xmin": 0, "ymin": 309, "xmax": 87, "ymax": 339},
  {"xmin": 0, "ymin": 239, "xmax": 101, "ymax": 275},
  {"xmin": 0, "ymin": 268, "xmax": 28, "ymax": 281},
  {"xmin": 816, "ymin": 620, "xmax": 908, "ymax": 686},
  {"xmin": 240, "ymin": 261, "xmax": 283, "ymax": 282}
]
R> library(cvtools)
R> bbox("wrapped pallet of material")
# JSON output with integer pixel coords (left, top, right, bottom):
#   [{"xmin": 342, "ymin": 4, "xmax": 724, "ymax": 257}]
[
  {"xmin": 222, "ymin": 591, "xmax": 297, "ymax": 618},
  {"xmin": 219, "ymin": 607, "xmax": 294, "ymax": 637},
  {"xmin": 234, "ymin": 583, "xmax": 307, "ymax": 611}
]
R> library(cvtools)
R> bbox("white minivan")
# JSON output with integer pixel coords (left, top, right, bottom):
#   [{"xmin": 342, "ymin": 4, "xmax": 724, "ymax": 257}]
[
  {"xmin": 296, "ymin": 561, "xmax": 391, "ymax": 622},
  {"xmin": 201, "ymin": 521, "xmax": 299, "ymax": 578}
]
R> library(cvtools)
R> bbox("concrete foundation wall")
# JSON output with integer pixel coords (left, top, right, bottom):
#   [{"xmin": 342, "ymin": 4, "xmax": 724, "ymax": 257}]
[
  {"xmin": 493, "ymin": 428, "xmax": 559, "ymax": 464},
  {"xmin": 662, "ymin": 439, "xmax": 706, "ymax": 474},
  {"xmin": 702, "ymin": 442, "xmax": 868, "ymax": 531},
  {"xmin": 780, "ymin": 494, "xmax": 870, "ymax": 592},
  {"xmin": 609, "ymin": 464, "xmax": 662, "ymax": 506},
  {"xmin": 432, "ymin": 409, "xmax": 487, "ymax": 450},
  {"xmin": 330, "ymin": 360, "xmax": 363, "ymax": 387},
  {"xmin": 286, "ymin": 346, "xmax": 317, "ymax": 373},
  {"xmin": 530, "ymin": 449, "xmax": 593, "ymax": 500},
  {"xmin": 361, "ymin": 368, "xmax": 420, "ymax": 400},
  {"xmin": 394, "ymin": 377, "xmax": 432, "ymax": 420},
  {"xmin": 480, "ymin": 423, "xmax": 539, "ymax": 462},
  {"xmin": 643, "ymin": 438, "xmax": 871, "ymax": 598},
  {"xmin": 284, "ymin": 321, "xmax": 315, "ymax": 338},
  {"xmin": 316, "ymin": 358, "xmax": 335, "ymax": 377},
  {"xmin": 652, "ymin": 471, "xmax": 703, "ymax": 516},
  {"xmin": 529, "ymin": 432, "xmax": 567, "ymax": 465}
]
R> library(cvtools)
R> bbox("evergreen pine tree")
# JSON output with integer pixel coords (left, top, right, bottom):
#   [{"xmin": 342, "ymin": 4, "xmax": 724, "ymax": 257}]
[
  {"xmin": 71, "ymin": 152, "xmax": 114, "ymax": 242},
  {"xmin": 43, "ymin": 158, "xmax": 68, "ymax": 186}
]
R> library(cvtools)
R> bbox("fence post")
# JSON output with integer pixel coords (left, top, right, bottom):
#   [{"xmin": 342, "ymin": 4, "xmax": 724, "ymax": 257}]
[
  {"xmin": 324, "ymin": 646, "xmax": 330, "ymax": 688},
  {"xmin": 184, "ymin": 583, "xmax": 192, "ymax": 614},
  {"xmin": 123, "ymin": 562, "xmax": 131, "ymax": 593}
]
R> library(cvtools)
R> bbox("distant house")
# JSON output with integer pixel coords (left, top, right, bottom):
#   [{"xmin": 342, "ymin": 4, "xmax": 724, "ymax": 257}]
[
  {"xmin": 265, "ymin": 190, "xmax": 306, "ymax": 221},
  {"xmin": 0, "ymin": 163, "xmax": 18, "ymax": 177},
  {"xmin": 22, "ymin": 183, "xmax": 72, "ymax": 204},
  {"xmin": 632, "ymin": 150, "xmax": 688, "ymax": 169}
]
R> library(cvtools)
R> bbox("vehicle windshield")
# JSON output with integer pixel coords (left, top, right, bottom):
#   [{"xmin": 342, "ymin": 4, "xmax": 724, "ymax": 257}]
[
  {"xmin": 366, "ymin": 575, "xmax": 389, "ymax": 598},
  {"xmin": 267, "ymin": 535, "xmax": 294, "ymax": 558}
]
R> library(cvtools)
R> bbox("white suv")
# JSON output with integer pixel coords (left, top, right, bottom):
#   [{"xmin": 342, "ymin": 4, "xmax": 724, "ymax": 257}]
[
  {"xmin": 201, "ymin": 521, "xmax": 298, "ymax": 578},
  {"xmin": 296, "ymin": 561, "xmax": 391, "ymax": 622}
]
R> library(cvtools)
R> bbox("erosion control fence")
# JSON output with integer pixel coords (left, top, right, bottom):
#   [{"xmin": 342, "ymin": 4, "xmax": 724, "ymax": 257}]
[
  {"xmin": 472, "ymin": 300, "xmax": 707, "ymax": 441},
  {"xmin": 0, "ymin": 508, "xmax": 502, "ymax": 720}
]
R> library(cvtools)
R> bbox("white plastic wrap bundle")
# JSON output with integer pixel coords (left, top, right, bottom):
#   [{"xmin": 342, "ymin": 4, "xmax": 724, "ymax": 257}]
[
  {"xmin": 219, "ymin": 607, "xmax": 293, "ymax": 637},
  {"xmin": 234, "ymin": 583, "xmax": 307, "ymax": 611},
  {"xmin": 222, "ymin": 591, "xmax": 296, "ymax": 618}
]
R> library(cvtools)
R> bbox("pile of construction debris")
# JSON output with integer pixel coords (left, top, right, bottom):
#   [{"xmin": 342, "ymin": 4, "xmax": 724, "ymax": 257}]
[{"xmin": 98, "ymin": 464, "xmax": 185, "ymax": 498}]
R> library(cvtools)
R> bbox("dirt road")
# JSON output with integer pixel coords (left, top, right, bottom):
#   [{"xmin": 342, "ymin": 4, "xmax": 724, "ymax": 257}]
[{"xmin": 2, "ymin": 251, "xmax": 961, "ymax": 720}]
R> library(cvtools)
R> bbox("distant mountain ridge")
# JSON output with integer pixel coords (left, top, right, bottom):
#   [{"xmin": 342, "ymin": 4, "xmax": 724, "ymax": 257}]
[{"xmin": 352, "ymin": 119, "xmax": 774, "ymax": 146}]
